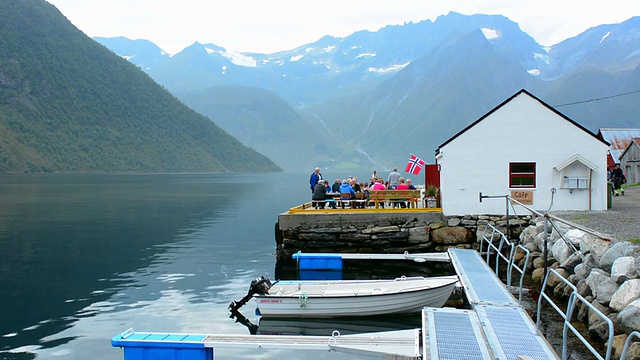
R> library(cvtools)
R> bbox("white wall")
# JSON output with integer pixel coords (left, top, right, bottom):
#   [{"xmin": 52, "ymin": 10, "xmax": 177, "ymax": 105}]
[{"xmin": 438, "ymin": 93, "xmax": 609, "ymax": 216}]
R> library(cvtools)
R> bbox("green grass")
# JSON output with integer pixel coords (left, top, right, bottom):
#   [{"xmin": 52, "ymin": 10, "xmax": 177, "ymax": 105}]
[{"xmin": 628, "ymin": 238, "xmax": 640, "ymax": 243}]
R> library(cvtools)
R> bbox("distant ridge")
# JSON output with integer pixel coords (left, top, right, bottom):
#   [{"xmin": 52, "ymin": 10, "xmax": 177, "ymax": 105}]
[{"xmin": 0, "ymin": 0, "xmax": 281, "ymax": 173}]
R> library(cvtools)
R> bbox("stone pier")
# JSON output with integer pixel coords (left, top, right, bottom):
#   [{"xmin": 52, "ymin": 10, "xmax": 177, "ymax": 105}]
[{"xmin": 275, "ymin": 210, "xmax": 531, "ymax": 260}]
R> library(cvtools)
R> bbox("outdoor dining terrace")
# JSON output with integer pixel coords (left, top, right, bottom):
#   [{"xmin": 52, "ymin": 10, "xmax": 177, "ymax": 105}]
[{"xmin": 294, "ymin": 189, "xmax": 442, "ymax": 213}]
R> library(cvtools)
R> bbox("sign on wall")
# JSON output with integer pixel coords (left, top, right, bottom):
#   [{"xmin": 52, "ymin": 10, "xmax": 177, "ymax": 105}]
[{"xmin": 511, "ymin": 190, "xmax": 533, "ymax": 205}]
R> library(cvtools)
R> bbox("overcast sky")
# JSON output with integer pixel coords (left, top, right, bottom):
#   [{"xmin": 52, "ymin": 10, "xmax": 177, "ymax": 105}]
[{"xmin": 46, "ymin": 0, "xmax": 639, "ymax": 55}]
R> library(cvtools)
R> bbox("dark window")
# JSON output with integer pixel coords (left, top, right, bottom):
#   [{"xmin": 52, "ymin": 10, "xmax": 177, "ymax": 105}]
[{"xmin": 510, "ymin": 162, "xmax": 536, "ymax": 188}]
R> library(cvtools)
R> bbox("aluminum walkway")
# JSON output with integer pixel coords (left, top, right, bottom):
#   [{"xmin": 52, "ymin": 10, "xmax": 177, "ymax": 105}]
[
  {"xmin": 112, "ymin": 248, "xmax": 560, "ymax": 359},
  {"xmin": 433, "ymin": 248, "xmax": 559, "ymax": 360}
]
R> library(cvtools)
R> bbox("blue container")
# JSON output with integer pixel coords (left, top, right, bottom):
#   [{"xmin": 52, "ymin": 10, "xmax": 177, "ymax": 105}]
[
  {"xmin": 298, "ymin": 270, "xmax": 343, "ymax": 280},
  {"xmin": 111, "ymin": 330, "xmax": 213, "ymax": 360},
  {"xmin": 292, "ymin": 253, "xmax": 343, "ymax": 271}
]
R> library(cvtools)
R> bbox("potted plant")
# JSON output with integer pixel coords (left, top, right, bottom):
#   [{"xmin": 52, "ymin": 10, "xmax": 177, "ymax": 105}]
[{"xmin": 425, "ymin": 185, "xmax": 438, "ymax": 208}]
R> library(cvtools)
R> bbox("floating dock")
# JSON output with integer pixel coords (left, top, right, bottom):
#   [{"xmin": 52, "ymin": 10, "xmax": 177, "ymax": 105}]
[{"xmin": 111, "ymin": 248, "xmax": 559, "ymax": 359}]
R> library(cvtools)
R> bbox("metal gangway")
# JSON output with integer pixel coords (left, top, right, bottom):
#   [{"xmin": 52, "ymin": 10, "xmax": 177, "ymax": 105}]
[
  {"xmin": 478, "ymin": 194, "xmax": 624, "ymax": 360},
  {"xmin": 111, "ymin": 213, "xmax": 628, "ymax": 359}
]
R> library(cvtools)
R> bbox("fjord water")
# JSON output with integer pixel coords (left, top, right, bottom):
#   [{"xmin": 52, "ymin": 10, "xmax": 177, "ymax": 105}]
[{"xmin": 0, "ymin": 173, "xmax": 414, "ymax": 360}]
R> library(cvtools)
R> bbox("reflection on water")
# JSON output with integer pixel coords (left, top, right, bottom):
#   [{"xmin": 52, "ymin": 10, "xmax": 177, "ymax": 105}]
[{"xmin": 1, "ymin": 173, "xmax": 424, "ymax": 360}]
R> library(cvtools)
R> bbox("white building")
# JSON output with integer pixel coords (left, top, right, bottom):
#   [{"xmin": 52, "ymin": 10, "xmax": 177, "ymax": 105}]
[{"xmin": 435, "ymin": 89, "xmax": 610, "ymax": 216}]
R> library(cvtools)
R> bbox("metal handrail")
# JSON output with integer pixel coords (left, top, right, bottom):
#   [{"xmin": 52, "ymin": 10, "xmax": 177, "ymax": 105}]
[
  {"xmin": 509, "ymin": 244, "xmax": 530, "ymax": 303},
  {"xmin": 537, "ymin": 268, "xmax": 613, "ymax": 360},
  {"xmin": 480, "ymin": 223, "xmax": 528, "ymax": 303},
  {"xmin": 621, "ymin": 331, "xmax": 640, "ymax": 360}
]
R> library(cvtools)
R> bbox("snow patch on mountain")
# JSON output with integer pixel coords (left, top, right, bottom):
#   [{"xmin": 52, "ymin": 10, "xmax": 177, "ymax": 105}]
[
  {"xmin": 221, "ymin": 65, "xmax": 227, "ymax": 75},
  {"xmin": 481, "ymin": 28, "xmax": 500, "ymax": 40},
  {"xmin": 324, "ymin": 45, "xmax": 336, "ymax": 52},
  {"xmin": 290, "ymin": 54, "xmax": 304, "ymax": 62},
  {"xmin": 204, "ymin": 46, "xmax": 257, "ymax": 67},
  {"xmin": 528, "ymin": 69, "xmax": 541, "ymax": 76},
  {"xmin": 357, "ymin": 53, "xmax": 376, "ymax": 58},
  {"xmin": 534, "ymin": 52, "xmax": 550, "ymax": 64},
  {"xmin": 600, "ymin": 32, "xmax": 611, "ymax": 44},
  {"xmin": 368, "ymin": 62, "xmax": 410, "ymax": 74}
]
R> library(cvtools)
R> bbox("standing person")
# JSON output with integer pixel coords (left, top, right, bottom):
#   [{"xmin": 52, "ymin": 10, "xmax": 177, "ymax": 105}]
[
  {"xmin": 309, "ymin": 167, "xmax": 323, "ymax": 193},
  {"xmin": 387, "ymin": 167, "xmax": 401, "ymax": 189},
  {"xmin": 610, "ymin": 163, "xmax": 626, "ymax": 196},
  {"xmin": 370, "ymin": 170, "xmax": 377, "ymax": 185}
]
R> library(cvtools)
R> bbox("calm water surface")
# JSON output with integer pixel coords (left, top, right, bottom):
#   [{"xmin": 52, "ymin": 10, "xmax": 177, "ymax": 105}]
[{"xmin": 0, "ymin": 172, "xmax": 427, "ymax": 360}]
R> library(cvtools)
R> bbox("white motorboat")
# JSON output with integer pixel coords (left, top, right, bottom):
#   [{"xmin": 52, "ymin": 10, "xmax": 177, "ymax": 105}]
[{"xmin": 241, "ymin": 275, "xmax": 458, "ymax": 318}]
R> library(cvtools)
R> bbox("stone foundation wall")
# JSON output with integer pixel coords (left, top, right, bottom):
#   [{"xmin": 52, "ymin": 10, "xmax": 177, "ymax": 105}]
[{"xmin": 275, "ymin": 211, "xmax": 532, "ymax": 260}]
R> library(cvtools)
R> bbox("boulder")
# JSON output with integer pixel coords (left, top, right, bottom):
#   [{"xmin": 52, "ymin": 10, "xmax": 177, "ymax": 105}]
[
  {"xmin": 552, "ymin": 238, "xmax": 573, "ymax": 265},
  {"xmin": 546, "ymin": 268, "xmax": 570, "ymax": 288},
  {"xmin": 617, "ymin": 298, "xmax": 640, "ymax": 333},
  {"xmin": 610, "ymin": 279, "xmax": 640, "ymax": 311},
  {"xmin": 535, "ymin": 232, "xmax": 551, "ymax": 256},
  {"xmin": 611, "ymin": 256, "xmax": 638, "ymax": 284},
  {"xmin": 585, "ymin": 268, "xmax": 611, "ymax": 298},
  {"xmin": 559, "ymin": 253, "xmax": 582, "ymax": 273},
  {"xmin": 431, "ymin": 226, "xmax": 474, "ymax": 244},
  {"xmin": 407, "ymin": 226, "xmax": 429, "ymax": 243},
  {"xmin": 588, "ymin": 313, "xmax": 619, "ymax": 342},
  {"xmin": 549, "ymin": 222, "xmax": 571, "ymax": 243},
  {"xmin": 600, "ymin": 242, "xmax": 640, "ymax": 272},
  {"xmin": 574, "ymin": 263, "xmax": 589, "ymax": 281},
  {"xmin": 596, "ymin": 278, "xmax": 620, "ymax": 305},
  {"xmin": 531, "ymin": 268, "xmax": 545, "ymax": 284},
  {"xmin": 609, "ymin": 334, "xmax": 629, "ymax": 360},
  {"xmin": 579, "ymin": 232, "xmax": 610, "ymax": 263},
  {"xmin": 520, "ymin": 225, "xmax": 538, "ymax": 244},
  {"xmin": 588, "ymin": 299, "xmax": 612, "ymax": 326},
  {"xmin": 564, "ymin": 228, "xmax": 587, "ymax": 247},
  {"xmin": 576, "ymin": 279, "xmax": 591, "ymax": 298},
  {"xmin": 447, "ymin": 217, "xmax": 461, "ymax": 227}
]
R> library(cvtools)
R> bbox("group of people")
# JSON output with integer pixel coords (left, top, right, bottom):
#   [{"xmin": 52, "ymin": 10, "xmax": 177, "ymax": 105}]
[{"xmin": 309, "ymin": 167, "xmax": 417, "ymax": 209}]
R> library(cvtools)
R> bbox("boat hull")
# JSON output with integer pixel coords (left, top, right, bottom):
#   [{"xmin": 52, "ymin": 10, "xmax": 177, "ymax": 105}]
[{"xmin": 255, "ymin": 275, "xmax": 458, "ymax": 318}]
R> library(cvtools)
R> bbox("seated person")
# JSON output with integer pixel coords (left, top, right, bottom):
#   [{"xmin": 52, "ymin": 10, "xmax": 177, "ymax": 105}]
[
  {"xmin": 331, "ymin": 178, "xmax": 341, "ymax": 193},
  {"xmin": 395, "ymin": 177, "xmax": 409, "ymax": 208},
  {"xmin": 312, "ymin": 180, "xmax": 328, "ymax": 208},
  {"xmin": 324, "ymin": 181, "xmax": 337, "ymax": 208},
  {"xmin": 370, "ymin": 178, "xmax": 386, "ymax": 208},
  {"xmin": 339, "ymin": 179, "xmax": 356, "ymax": 208},
  {"xmin": 406, "ymin": 178, "xmax": 417, "ymax": 190}
]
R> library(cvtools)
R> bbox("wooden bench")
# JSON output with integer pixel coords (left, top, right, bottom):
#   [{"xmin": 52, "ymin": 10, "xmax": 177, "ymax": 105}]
[{"xmin": 370, "ymin": 190, "xmax": 421, "ymax": 209}]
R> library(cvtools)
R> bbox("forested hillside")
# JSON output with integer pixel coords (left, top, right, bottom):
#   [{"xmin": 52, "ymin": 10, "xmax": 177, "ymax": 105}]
[{"xmin": 0, "ymin": 0, "xmax": 281, "ymax": 173}]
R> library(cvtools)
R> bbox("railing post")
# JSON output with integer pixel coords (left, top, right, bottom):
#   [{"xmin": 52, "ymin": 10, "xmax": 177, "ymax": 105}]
[
  {"xmin": 505, "ymin": 197, "xmax": 510, "ymax": 241},
  {"xmin": 543, "ymin": 216, "xmax": 549, "ymax": 284}
]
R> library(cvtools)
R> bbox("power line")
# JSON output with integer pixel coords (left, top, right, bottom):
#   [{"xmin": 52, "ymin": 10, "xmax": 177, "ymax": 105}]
[{"xmin": 553, "ymin": 89, "xmax": 640, "ymax": 107}]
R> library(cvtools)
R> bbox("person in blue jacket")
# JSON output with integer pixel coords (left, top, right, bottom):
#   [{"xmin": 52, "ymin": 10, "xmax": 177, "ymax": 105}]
[{"xmin": 309, "ymin": 167, "xmax": 323, "ymax": 193}]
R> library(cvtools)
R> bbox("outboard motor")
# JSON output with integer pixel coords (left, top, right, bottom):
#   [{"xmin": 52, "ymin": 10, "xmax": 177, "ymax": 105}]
[
  {"xmin": 228, "ymin": 276, "xmax": 273, "ymax": 314},
  {"xmin": 249, "ymin": 275, "xmax": 272, "ymax": 296}
]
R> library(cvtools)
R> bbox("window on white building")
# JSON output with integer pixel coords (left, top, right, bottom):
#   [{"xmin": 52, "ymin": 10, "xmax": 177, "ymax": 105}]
[{"xmin": 509, "ymin": 162, "xmax": 536, "ymax": 188}]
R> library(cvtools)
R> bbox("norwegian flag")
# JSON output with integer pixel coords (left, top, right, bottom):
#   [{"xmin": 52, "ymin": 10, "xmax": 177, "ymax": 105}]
[{"xmin": 405, "ymin": 154, "xmax": 425, "ymax": 175}]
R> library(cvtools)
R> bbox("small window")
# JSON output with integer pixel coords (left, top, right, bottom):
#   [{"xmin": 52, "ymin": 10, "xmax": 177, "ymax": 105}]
[{"xmin": 510, "ymin": 162, "xmax": 536, "ymax": 188}]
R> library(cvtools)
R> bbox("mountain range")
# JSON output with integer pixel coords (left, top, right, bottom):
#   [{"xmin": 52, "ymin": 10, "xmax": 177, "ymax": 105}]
[
  {"xmin": 95, "ymin": 12, "xmax": 640, "ymax": 173},
  {"xmin": 0, "ymin": 0, "xmax": 281, "ymax": 173}
]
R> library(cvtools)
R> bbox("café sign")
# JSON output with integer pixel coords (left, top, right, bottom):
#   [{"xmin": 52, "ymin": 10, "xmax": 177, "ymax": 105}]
[{"xmin": 511, "ymin": 190, "xmax": 533, "ymax": 205}]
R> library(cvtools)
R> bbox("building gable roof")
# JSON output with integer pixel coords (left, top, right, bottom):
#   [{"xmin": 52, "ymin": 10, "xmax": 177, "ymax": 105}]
[
  {"xmin": 597, "ymin": 129, "xmax": 640, "ymax": 161},
  {"xmin": 619, "ymin": 137, "xmax": 640, "ymax": 160},
  {"xmin": 437, "ymin": 89, "xmax": 609, "ymax": 153},
  {"xmin": 555, "ymin": 153, "xmax": 599, "ymax": 171}
]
